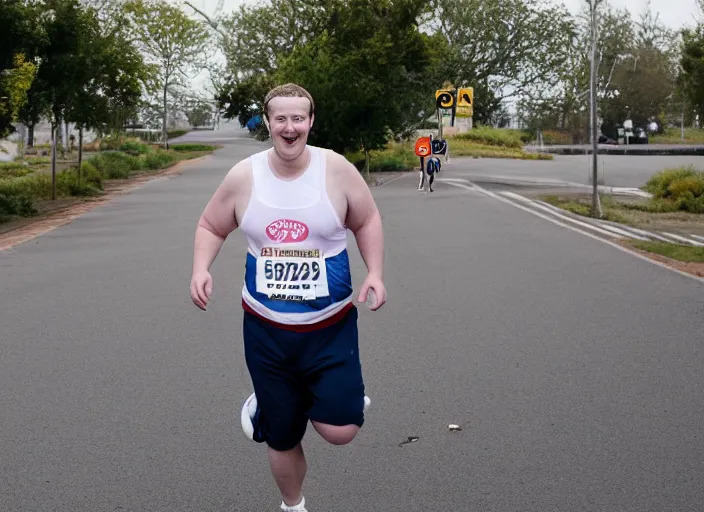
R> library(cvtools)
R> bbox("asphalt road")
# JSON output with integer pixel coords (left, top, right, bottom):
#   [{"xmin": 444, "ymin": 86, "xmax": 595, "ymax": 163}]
[
  {"xmin": 444, "ymin": 153, "xmax": 704, "ymax": 189},
  {"xmin": 2, "ymin": 131, "xmax": 704, "ymax": 512}
]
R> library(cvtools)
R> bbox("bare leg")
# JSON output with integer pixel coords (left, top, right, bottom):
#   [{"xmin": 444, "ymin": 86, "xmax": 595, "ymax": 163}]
[
  {"xmin": 268, "ymin": 444, "xmax": 307, "ymax": 507},
  {"xmin": 311, "ymin": 422, "xmax": 360, "ymax": 445}
]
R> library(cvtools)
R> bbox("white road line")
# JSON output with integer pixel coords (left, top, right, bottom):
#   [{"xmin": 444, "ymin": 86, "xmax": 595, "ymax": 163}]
[
  {"xmin": 498, "ymin": 191, "xmax": 624, "ymax": 239},
  {"xmin": 589, "ymin": 222, "xmax": 651, "ymax": 241},
  {"xmin": 661, "ymin": 232, "xmax": 704, "ymax": 247},
  {"xmin": 441, "ymin": 180, "xmax": 704, "ymax": 285},
  {"xmin": 609, "ymin": 225, "xmax": 679, "ymax": 244},
  {"xmin": 510, "ymin": 193, "xmax": 650, "ymax": 241},
  {"xmin": 535, "ymin": 199, "xmax": 683, "ymax": 243},
  {"xmin": 437, "ymin": 178, "xmax": 475, "ymax": 186},
  {"xmin": 691, "ymin": 234, "xmax": 704, "ymax": 243}
]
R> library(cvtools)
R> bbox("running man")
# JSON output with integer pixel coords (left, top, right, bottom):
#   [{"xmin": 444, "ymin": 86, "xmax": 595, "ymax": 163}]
[{"xmin": 190, "ymin": 83, "xmax": 386, "ymax": 512}]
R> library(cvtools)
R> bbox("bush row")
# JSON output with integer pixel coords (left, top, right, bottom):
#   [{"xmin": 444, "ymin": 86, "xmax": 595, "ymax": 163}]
[{"xmin": 0, "ymin": 148, "xmax": 182, "ymax": 218}]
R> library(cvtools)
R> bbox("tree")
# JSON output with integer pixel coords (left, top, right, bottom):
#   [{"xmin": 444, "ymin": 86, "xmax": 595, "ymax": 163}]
[
  {"xmin": 210, "ymin": 0, "xmax": 341, "ymax": 129},
  {"xmin": 680, "ymin": 26, "xmax": 704, "ymax": 123},
  {"xmin": 0, "ymin": 0, "xmax": 42, "ymax": 138},
  {"xmin": 185, "ymin": 101, "xmax": 213, "ymax": 128},
  {"xmin": 428, "ymin": 0, "xmax": 576, "ymax": 123},
  {"xmin": 125, "ymin": 0, "xmax": 208, "ymax": 148},
  {"xmin": 277, "ymin": 0, "xmax": 436, "ymax": 176},
  {"xmin": 0, "ymin": 54, "xmax": 37, "ymax": 138}
]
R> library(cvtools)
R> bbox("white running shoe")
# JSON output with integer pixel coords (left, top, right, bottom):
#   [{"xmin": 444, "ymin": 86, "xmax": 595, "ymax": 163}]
[
  {"xmin": 280, "ymin": 496, "xmax": 307, "ymax": 511},
  {"xmin": 242, "ymin": 393, "xmax": 371, "ymax": 441},
  {"xmin": 240, "ymin": 392, "xmax": 258, "ymax": 440}
]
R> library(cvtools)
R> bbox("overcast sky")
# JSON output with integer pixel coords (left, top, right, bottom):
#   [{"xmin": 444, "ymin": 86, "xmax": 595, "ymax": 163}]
[
  {"xmin": 183, "ymin": 0, "xmax": 702, "ymax": 95},
  {"xmin": 185, "ymin": 0, "xmax": 702, "ymax": 30}
]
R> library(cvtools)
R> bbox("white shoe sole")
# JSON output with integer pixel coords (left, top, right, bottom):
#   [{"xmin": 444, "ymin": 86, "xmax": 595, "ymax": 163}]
[{"xmin": 240, "ymin": 392, "xmax": 257, "ymax": 440}]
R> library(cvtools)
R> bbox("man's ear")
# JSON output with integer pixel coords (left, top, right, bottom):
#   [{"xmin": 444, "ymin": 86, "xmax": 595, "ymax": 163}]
[{"xmin": 309, "ymin": 113, "xmax": 314, "ymax": 129}]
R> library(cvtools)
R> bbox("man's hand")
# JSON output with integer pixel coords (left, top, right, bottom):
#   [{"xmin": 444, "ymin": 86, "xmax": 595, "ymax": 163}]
[
  {"xmin": 357, "ymin": 273, "xmax": 386, "ymax": 311},
  {"xmin": 190, "ymin": 270, "xmax": 213, "ymax": 311}
]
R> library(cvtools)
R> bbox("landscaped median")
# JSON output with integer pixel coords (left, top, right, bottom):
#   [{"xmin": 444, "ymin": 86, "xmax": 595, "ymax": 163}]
[
  {"xmin": 538, "ymin": 166, "xmax": 704, "ymax": 275},
  {"xmin": 0, "ymin": 138, "xmax": 218, "ymax": 224},
  {"xmin": 344, "ymin": 127, "xmax": 553, "ymax": 175}
]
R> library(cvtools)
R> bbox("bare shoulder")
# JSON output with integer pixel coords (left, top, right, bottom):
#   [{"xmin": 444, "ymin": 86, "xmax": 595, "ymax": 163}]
[
  {"xmin": 320, "ymin": 147, "xmax": 377, "ymax": 230},
  {"xmin": 322, "ymin": 148, "xmax": 366, "ymax": 186},
  {"xmin": 222, "ymin": 157, "xmax": 253, "ymax": 189}
]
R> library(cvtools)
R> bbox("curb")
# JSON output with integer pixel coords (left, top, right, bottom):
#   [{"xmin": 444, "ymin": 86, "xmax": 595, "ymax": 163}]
[{"xmin": 526, "ymin": 144, "xmax": 704, "ymax": 156}]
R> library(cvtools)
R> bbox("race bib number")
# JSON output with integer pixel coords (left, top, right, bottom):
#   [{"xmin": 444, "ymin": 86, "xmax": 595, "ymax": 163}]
[{"xmin": 255, "ymin": 247, "xmax": 329, "ymax": 301}]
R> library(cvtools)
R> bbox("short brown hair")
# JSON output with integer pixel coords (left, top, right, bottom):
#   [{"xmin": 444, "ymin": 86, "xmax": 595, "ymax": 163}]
[{"xmin": 263, "ymin": 83, "xmax": 315, "ymax": 119}]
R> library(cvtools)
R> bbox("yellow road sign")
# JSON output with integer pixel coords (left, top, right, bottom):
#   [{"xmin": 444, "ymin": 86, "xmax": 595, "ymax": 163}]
[
  {"xmin": 435, "ymin": 89, "xmax": 455, "ymax": 109},
  {"xmin": 457, "ymin": 87, "xmax": 473, "ymax": 108}
]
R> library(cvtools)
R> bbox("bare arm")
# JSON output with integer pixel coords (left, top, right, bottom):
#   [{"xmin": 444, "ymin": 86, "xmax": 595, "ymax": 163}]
[
  {"xmin": 335, "ymin": 154, "xmax": 386, "ymax": 309},
  {"xmin": 193, "ymin": 168, "xmax": 241, "ymax": 273},
  {"xmin": 191, "ymin": 162, "xmax": 249, "ymax": 309}
]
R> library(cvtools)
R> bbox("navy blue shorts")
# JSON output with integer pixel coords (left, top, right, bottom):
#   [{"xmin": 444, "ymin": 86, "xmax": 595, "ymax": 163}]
[{"xmin": 243, "ymin": 306, "xmax": 366, "ymax": 451}]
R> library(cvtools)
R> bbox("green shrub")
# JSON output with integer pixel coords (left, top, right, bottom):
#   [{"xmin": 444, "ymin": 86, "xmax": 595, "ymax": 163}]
[
  {"xmin": 643, "ymin": 167, "xmax": 698, "ymax": 198},
  {"xmin": 89, "ymin": 152, "xmax": 141, "ymax": 179},
  {"xmin": 667, "ymin": 174, "xmax": 704, "ymax": 199},
  {"xmin": 0, "ymin": 193, "xmax": 38, "ymax": 217},
  {"xmin": 57, "ymin": 169, "xmax": 102, "ymax": 196},
  {"xmin": 168, "ymin": 143, "xmax": 216, "ymax": 152},
  {"xmin": 119, "ymin": 140, "xmax": 152, "ymax": 156},
  {"xmin": 79, "ymin": 161, "xmax": 103, "ymax": 189},
  {"xmin": 0, "ymin": 173, "xmax": 52, "ymax": 199},
  {"xmin": 142, "ymin": 150, "xmax": 176, "ymax": 170},
  {"xmin": 636, "ymin": 166, "xmax": 704, "ymax": 213}
]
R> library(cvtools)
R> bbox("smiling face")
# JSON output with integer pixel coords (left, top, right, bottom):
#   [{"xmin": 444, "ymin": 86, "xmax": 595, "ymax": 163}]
[{"xmin": 265, "ymin": 96, "xmax": 314, "ymax": 162}]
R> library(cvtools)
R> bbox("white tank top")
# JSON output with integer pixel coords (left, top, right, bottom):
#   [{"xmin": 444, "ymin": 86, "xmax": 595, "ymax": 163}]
[{"xmin": 239, "ymin": 145, "xmax": 353, "ymax": 326}]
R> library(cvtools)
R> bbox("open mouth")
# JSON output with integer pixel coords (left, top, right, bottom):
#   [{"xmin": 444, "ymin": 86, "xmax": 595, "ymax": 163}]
[{"xmin": 282, "ymin": 135, "xmax": 298, "ymax": 145}]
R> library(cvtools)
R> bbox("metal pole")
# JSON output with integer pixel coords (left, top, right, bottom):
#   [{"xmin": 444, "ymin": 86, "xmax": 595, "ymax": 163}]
[{"xmin": 589, "ymin": 0, "xmax": 602, "ymax": 218}]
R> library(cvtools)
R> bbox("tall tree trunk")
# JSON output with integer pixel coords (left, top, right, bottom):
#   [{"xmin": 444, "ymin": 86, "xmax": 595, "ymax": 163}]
[
  {"xmin": 63, "ymin": 120, "xmax": 69, "ymax": 153},
  {"xmin": 27, "ymin": 123, "xmax": 34, "ymax": 147},
  {"xmin": 51, "ymin": 122, "xmax": 57, "ymax": 201},
  {"xmin": 18, "ymin": 124, "xmax": 26, "ymax": 160},
  {"xmin": 78, "ymin": 126, "xmax": 84, "ymax": 185},
  {"xmin": 162, "ymin": 85, "xmax": 168, "ymax": 150},
  {"xmin": 363, "ymin": 147, "xmax": 371, "ymax": 180}
]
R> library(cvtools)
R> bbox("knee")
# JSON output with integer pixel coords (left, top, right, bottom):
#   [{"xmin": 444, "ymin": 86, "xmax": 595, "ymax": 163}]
[{"xmin": 312, "ymin": 422, "xmax": 360, "ymax": 445}]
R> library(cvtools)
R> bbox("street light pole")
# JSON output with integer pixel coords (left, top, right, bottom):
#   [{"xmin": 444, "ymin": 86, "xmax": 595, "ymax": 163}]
[{"xmin": 588, "ymin": 0, "xmax": 603, "ymax": 218}]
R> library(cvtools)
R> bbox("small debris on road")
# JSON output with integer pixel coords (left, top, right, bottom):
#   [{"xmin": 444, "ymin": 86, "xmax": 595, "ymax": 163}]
[
  {"xmin": 448, "ymin": 424, "xmax": 462, "ymax": 431},
  {"xmin": 398, "ymin": 436, "xmax": 420, "ymax": 447}
]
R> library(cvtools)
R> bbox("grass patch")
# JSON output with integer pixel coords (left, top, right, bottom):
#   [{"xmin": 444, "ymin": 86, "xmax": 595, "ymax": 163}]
[
  {"xmin": 0, "ymin": 162, "xmax": 32, "ymax": 178},
  {"xmin": 451, "ymin": 126, "xmax": 526, "ymax": 149},
  {"xmin": 631, "ymin": 241, "xmax": 704, "ymax": 262},
  {"xmin": 167, "ymin": 129, "xmax": 189, "ymax": 139},
  {"xmin": 25, "ymin": 156, "xmax": 52, "ymax": 165},
  {"xmin": 448, "ymin": 140, "xmax": 553, "ymax": 160},
  {"xmin": 650, "ymin": 128, "xmax": 704, "ymax": 145},
  {"xmin": 169, "ymin": 143, "xmax": 217, "ymax": 152},
  {"xmin": 542, "ymin": 195, "xmax": 632, "ymax": 224},
  {"xmin": 344, "ymin": 134, "xmax": 551, "ymax": 172},
  {"xmin": 346, "ymin": 143, "xmax": 420, "ymax": 172}
]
